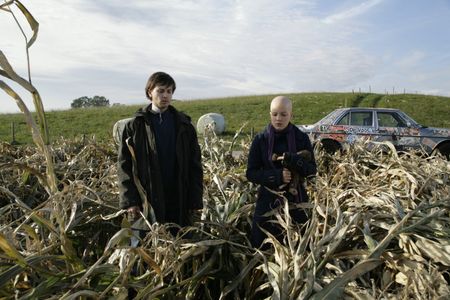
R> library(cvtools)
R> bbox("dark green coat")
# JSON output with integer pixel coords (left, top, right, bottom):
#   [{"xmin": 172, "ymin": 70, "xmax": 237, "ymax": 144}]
[{"xmin": 117, "ymin": 104, "xmax": 203, "ymax": 226}]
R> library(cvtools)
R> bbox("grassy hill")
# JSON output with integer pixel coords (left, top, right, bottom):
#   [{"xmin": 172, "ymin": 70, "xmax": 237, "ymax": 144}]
[{"xmin": 1, "ymin": 92, "xmax": 449, "ymax": 144}]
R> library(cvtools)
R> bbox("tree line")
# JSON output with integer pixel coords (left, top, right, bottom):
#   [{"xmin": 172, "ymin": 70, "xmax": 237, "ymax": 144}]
[{"xmin": 71, "ymin": 96, "xmax": 110, "ymax": 108}]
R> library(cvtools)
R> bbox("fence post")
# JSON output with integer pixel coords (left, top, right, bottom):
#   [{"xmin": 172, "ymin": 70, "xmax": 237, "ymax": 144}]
[{"xmin": 10, "ymin": 122, "xmax": 19, "ymax": 145}]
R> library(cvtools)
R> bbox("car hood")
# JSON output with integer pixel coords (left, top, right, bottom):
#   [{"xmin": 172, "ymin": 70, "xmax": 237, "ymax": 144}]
[
  {"xmin": 297, "ymin": 124, "xmax": 315, "ymax": 132},
  {"xmin": 421, "ymin": 126, "xmax": 450, "ymax": 137}
]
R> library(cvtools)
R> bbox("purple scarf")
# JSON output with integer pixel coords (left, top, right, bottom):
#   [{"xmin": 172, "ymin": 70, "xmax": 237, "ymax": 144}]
[
  {"xmin": 267, "ymin": 123, "xmax": 300, "ymax": 202},
  {"xmin": 267, "ymin": 123, "xmax": 296, "ymax": 167}
]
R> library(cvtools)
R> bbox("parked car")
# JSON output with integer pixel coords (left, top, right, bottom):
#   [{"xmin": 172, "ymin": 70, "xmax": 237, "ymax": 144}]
[{"xmin": 298, "ymin": 107, "xmax": 450, "ymax": 158}]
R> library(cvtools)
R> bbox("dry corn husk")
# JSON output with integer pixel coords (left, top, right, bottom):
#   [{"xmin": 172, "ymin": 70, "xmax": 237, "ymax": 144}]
[{"xmin": 0, "ymin": 132, "xmax": 449, "ymax": 299}]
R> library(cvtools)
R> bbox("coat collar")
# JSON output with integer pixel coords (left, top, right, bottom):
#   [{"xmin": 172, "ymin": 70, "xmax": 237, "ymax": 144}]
[{"xmin": 135, "ymin": 103, "xmax": 191, "ymax": 125}]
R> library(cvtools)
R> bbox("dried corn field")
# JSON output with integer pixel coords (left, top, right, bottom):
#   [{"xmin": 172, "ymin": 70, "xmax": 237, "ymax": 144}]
[{"xmin": 0, "ymin": 131, "xmax": 449, "ymax": 299}]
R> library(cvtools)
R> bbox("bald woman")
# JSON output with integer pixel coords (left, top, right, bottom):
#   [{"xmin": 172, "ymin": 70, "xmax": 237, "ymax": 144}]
[{"xmin": 246, "ymin": 96, "xmax": 317, "ymax": 249}]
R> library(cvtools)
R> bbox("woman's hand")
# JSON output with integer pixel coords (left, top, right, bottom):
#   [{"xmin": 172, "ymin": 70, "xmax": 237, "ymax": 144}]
[
  {"xmin": 282, "ymin": 168, "xmax": 291, "ymax": 183},
  {"xmin": 127, "ymin": 206, "xmax": 141, "ymax": 222}
]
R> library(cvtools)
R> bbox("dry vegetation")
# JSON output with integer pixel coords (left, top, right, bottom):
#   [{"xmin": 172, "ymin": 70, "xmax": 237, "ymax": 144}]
[
  {"xmin": 2, "ymin": 1, "xmax": 450, "ymax": 298},
  {"xmin": 1, "ymin": 128, "xmax": 449, "ymax": 299}
]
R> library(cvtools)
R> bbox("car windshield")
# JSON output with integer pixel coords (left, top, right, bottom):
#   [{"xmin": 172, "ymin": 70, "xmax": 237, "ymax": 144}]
[
  {"xmin": 316, "ymin": 109, "xmax": 344, "ymax": 125},
  {"xmin": 397, "ymin": 111, "xmax": 422, "ymax": 127}
]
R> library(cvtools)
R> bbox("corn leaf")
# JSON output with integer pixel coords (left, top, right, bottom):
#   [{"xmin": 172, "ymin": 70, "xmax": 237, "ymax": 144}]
[
  {"xmin": 0, "ymin": 233, "xmax": 26, "ymax": 266},
  {"xmin": 310, "ymin": 258, "xmax": 383, "ymax": 300},
  {"xmin": 15, "ymin": 0, "xmax": 39, "ymax": 48}
]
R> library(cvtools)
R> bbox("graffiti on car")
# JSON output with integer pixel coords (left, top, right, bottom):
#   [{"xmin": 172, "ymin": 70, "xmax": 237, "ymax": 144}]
[{"xmin": 298, "ymin": 107, "xmax": 450, "ymax": 158}]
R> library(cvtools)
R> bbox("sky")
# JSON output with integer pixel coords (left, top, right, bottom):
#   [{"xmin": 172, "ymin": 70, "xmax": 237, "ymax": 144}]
[{"xmin": 1, "ymin": 0, "xmax": 450, "ymax": 113}]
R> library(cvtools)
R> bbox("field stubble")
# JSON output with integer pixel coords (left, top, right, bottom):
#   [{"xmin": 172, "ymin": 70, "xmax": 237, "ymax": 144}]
[{"xmin": 0, "ymin": 128, "xmax": 449, "ymax": 299}]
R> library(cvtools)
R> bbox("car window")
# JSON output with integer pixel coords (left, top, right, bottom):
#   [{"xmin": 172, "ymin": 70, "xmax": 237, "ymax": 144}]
[
  {"xmin": 336, "ymin": 111, "xmax": 373, "ymax": 126},
  {"xmin": 377, "ymin": 112, "xmax": 407, "ymax": 127},
  {"xmin": 336, "ymin": 113, "xmax": 349, "ymax": 125},
  {"xmin": 351, "ymin": 112, "xmax": 372, "ymax": 126}
]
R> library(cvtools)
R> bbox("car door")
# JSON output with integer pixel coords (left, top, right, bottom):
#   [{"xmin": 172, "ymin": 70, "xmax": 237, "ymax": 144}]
[
  {"xmin": 375, "ymin": 111, "xmax": 421, "ymax": 151},
  {"xmin": 334, "ymin": 110, "xmax": 377, "ymax": 144}
]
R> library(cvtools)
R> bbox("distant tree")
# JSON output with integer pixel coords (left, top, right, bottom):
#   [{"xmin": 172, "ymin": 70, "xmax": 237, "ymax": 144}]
[
  {"xmin": 90, "ymin": 95, "xmax": 110, "ymax": 107},
  {"xmin": 71, "ymin": 96, "xmax": 90, "ymax": 108},
  {"xmin": 71, "ymin": 96, "xmax": 110, "ymax": 108}
]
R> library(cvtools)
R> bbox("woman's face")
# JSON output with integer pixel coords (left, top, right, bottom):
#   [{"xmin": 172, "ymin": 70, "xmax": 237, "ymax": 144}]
[
  {"xmin": 270, "ymin": 102, "xmax": 292, "ymax": 131},
  {"xmin": 149, "ymin": 84, "xmax": 173, "ymax": 111}
]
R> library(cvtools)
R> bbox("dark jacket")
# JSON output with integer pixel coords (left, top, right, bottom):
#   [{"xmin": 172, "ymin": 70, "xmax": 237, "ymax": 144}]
[
  {"xmin": 117, "ymin": 104, "xmax": 203, "ymax": 226},
  {"xmin": 246, "ymin": 124, "xmax": 316, "ymax": 248},
  {"xmin": 246, "ymin": 124, "xmax": 316, "ymax": 217}
]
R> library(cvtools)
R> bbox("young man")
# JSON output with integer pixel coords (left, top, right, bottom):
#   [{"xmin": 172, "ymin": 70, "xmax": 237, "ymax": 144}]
[
  {"xmin": 117, "ymin": 72, "xmax": 203, "ymax": 229},
  {"xmin": 246, "ymin": 96, "xmax": 317, "ymax": 248}
]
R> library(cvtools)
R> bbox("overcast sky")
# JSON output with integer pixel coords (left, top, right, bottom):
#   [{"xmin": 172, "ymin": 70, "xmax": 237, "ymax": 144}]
[{"xmin": 1, "ymin": 0, "xmax": 449, "ymax": 113}]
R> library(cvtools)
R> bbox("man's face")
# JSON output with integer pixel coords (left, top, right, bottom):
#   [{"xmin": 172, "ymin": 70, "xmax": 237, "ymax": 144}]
[
  {"xmin": 270, "ymin": 102, "xmax": 292, "ymax": 131},
  {"xmin": 149, "ymin": 84, "xmax": 173, "ymax": 111}
]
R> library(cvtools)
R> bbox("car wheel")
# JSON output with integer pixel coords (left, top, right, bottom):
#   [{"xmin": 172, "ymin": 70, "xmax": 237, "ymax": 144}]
[
  {"xmin": 320, "ymin": 139, "xmax": 341, "ymax": 154},
  {"xmin": 435, "ymin": 143, "xmax": 450, "ymax": 160}
]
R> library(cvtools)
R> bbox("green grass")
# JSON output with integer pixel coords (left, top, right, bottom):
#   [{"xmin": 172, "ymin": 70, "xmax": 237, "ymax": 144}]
[{"xmin": 1, "ymin": 92, "xmax": 449, "ymax": 144}]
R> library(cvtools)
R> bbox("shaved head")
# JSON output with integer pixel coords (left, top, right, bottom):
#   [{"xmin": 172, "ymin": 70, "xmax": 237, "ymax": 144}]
[
  {"xmin": 270, "ymin": 96, "xmax": 292, "ymax": 113},
  {"xmin": 269, "ymin": 96, "xmax": 293, "ymax": 131}
]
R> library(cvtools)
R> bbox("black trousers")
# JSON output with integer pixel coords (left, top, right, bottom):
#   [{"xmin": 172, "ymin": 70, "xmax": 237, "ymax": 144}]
[{"xmin": 251, "ymin": 204, "xmax": 307, "ymax": 249}]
